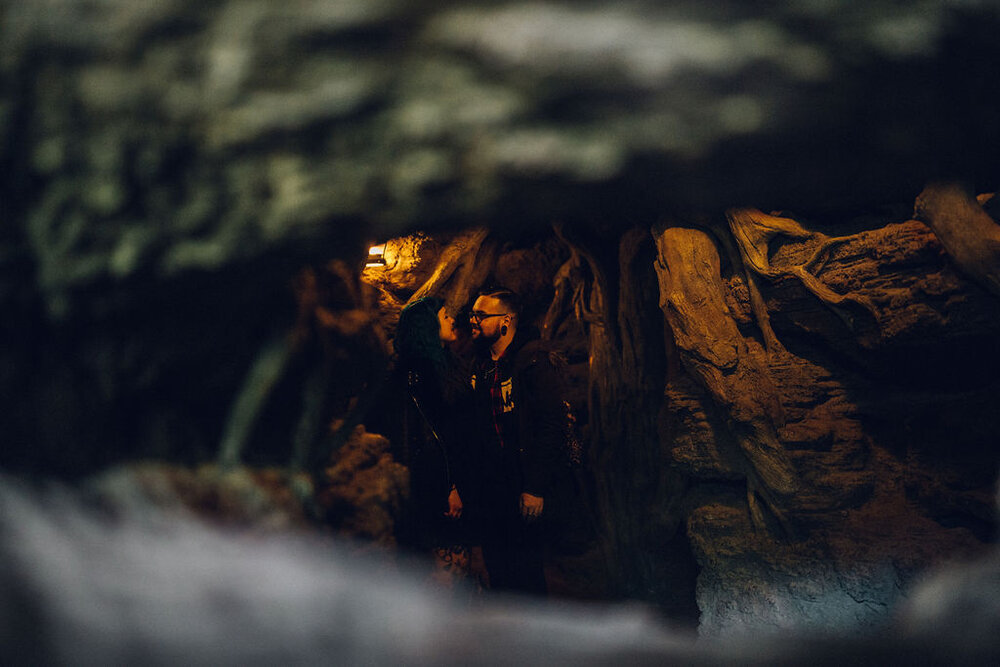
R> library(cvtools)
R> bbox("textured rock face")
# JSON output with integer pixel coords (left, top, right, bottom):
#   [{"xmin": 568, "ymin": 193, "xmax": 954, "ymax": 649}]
[
  {"xmin": 316, "ymin": 426, "xmax": 409, "ymax": 548},
  {"xmin": 2, "ymin": 0, "xmax": 1000, "ymax": 642},
  {"xmin": 657, "ymin": 204, "xmax": 1000, "ymax": 635},
  {"xmin": 349, "ymin": 192, "xmax": 1000, "ymax": 635}
]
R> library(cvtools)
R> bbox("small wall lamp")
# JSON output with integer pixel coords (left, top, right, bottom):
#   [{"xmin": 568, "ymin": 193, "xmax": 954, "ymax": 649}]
[{"xmin": 365, "ymin": 244, "xmax": 386, "ymax": 267}]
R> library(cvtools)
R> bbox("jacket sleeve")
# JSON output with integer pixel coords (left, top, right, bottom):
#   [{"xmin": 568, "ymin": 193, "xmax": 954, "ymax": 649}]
[
  {"xmin": 518, "ymin": 354, "xmax": 566, "ymax": 497},
  {"xmin": 436, "ymin": 360, "xmax": 476, "ymax": 498}
]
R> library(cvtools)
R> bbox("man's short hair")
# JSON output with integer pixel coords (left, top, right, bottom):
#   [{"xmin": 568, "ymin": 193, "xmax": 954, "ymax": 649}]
[{"xmin": 481, "ymin": 289, "xmax": 521, "ymax": 318}]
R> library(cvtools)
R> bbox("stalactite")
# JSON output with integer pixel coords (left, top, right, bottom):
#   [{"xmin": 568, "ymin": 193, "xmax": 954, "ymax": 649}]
[
  {"xmin": 541, "ymin": 240, "xmax": 585, "ymax": 342},
  {"xmin": 217, "ymin": 336, "xmax": 295, "ymax": 470},
  {"xmin": 555, "ymin": 224, "xmax": 671, "ymax": 600}
]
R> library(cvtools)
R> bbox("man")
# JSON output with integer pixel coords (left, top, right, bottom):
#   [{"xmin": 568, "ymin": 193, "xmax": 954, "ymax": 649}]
[{"xmin": 467, "ymin": 289, "xmax": 566, "ymax": 595}]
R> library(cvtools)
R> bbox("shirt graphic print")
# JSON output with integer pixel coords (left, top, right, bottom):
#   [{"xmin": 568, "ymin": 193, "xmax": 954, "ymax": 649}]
[{"xmin": 500, "ymin": 378, "xmax": 514, "ymax": 413}]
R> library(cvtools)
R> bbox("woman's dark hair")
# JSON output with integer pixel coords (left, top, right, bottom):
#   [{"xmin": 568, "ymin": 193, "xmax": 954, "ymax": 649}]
[{"xmin": 395, "ymin": 296, "xmax": 446, "ymax": 369}]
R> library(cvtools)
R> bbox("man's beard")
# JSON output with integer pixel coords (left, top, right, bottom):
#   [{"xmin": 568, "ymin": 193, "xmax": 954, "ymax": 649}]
[{"xmin": 472, "ymin": 328, "xmax": 499, "ymax": 350}]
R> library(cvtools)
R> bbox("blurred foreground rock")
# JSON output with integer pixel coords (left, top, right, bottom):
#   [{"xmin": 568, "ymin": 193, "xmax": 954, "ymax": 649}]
[
  {"xmin": 87, "ymin": 462, "xmax": 312, "ymax": 531},
  {"xmin": 2, "ymin": 475, "xmax": 1000, "ymax": 665}
]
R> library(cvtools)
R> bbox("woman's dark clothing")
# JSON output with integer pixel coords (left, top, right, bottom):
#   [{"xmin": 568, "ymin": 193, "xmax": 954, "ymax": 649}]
[{"xmin": 398, "ymin": 353, "xmax": 475, "ymax": 550}]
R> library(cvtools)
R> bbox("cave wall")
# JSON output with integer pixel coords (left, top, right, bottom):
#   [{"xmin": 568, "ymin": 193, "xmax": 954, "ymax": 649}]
[
  {"xmin": 655, "ymin": 206, "xmax": 1000, "ymax": 635},
  {"xmin": 357, "ymin": 191, "xmax": 1000, "ymax": 635}
]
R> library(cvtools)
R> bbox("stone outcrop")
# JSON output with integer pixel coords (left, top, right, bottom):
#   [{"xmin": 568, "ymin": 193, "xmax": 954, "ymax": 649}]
[
  {"xmin": 654, "ymin": 226, "xmax": 797, "ymax": 532},
  {"xmin": 915, "ymin": 184, "xmax": 1000, "ymax": 299},
  {"xmin": 656, "ymin": 196, "xmax": 1000, "ymax": 635},
  {"xmin": 315, "ymin": 426, "xmax": 409, "ymax": 549}
]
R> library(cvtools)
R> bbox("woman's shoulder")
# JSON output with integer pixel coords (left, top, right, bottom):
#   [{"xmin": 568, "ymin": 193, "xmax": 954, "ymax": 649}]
[{"xmin": 438, "ymin": 353, "xmax": 473, "ymax": 401}]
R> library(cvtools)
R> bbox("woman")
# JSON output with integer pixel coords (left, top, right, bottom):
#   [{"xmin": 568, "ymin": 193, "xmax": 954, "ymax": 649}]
[{"xmin": 393, "ymin": 296, "xmax": 475, "ymax": 584}]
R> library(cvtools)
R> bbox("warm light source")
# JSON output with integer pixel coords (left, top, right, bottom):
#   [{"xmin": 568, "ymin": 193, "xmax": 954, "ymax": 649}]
[{"xmin": 365, "ymin": 244, "xmax": 386, "ymax": 267}]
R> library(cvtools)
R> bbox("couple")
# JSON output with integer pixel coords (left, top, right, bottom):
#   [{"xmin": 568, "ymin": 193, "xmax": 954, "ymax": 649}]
[{"xmin": 394, "ymin": 289, "xmax": 567, "ymax": 596}]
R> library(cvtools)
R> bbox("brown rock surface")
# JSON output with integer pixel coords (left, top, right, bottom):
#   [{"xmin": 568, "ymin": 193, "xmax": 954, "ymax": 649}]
[
  {"xmin": 660, "ymin": 202, "xmax": 999, "ymax": 635},
  {"xmin": 315, "ymin": 426, "xmax": 409, "ymax": 548}
]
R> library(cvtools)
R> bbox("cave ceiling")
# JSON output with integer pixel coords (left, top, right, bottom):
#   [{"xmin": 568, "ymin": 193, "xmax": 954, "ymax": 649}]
[{"xmin": 2, "ymin": 0, "xmax": 997, "ymax": 273}]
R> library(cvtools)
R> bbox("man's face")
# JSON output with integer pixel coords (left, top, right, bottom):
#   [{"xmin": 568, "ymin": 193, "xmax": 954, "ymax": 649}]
[{"xmin": 469, "ymin": 296, "xmax": 508, "ymax": 342}]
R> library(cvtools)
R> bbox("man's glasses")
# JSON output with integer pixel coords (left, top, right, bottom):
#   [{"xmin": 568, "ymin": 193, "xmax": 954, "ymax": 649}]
[{"xmin": 470, "ymin": 311, "xmax": 508, "ymax": 323}]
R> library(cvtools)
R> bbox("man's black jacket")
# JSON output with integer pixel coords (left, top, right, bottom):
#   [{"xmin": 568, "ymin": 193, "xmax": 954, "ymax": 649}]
[{"xmin": 470, "ymin": 331, "xmax": 566, "ymax": 499}]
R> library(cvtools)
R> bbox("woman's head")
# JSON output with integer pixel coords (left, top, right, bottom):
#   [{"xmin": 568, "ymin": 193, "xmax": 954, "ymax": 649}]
[
  {"xmin": 395, "ymin": 296, "xmax": 452, "ymax": 366},
  {"xmin": 437, "ymin": 306, "xmax": 457, "ymax": 343}
]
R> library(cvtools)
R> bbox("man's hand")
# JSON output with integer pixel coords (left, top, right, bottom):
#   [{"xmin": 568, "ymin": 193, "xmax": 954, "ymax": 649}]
[
  {"xmin": 520, "ymin": 492, "xmax": 544, "ymax": 521},
  {"xmin": 445, "ymin": 487, "xmax": 463, "ymax": 519}
]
